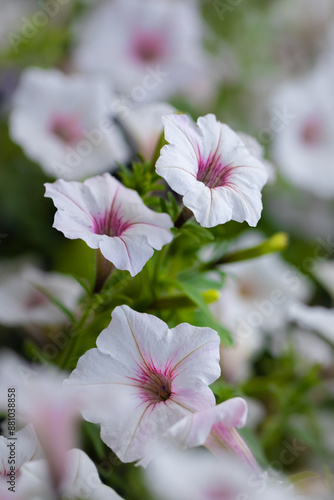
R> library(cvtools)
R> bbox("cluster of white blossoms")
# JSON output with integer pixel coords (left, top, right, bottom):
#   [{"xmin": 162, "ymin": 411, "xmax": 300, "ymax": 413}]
[{"xmin": 4, "ymin": 1, "xmax": 333, "ymax": 497}]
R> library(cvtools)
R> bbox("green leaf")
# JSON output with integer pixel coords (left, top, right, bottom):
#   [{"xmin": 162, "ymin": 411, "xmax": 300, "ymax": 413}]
[
  {"xmin": 181, "ymin": 220, "xmax": 215, "ymax": 243},
  {"xmin": 32, "ymin": 284, "xmax": 76, "ymax": 322}
]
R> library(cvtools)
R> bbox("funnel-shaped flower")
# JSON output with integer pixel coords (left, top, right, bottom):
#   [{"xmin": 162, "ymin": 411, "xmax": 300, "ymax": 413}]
[
  {"xmin": 45, "ymin": 173, "xmax": 173, "ymax": 277},
  {"xmin": 156, "ymin": 114, "xmax": 268, "ymax": 227},
  {"xmin": 68, "ymin": 305, "xmax": 221, "ymax": 464},
  {"xmin": 166, "ymin": 397, "xmax": 259, "ymax": 472}
]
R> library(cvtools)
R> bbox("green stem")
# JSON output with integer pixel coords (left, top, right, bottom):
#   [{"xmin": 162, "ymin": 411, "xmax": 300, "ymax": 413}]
[
  {"xmin": 60, "ymin": 295, "xmax": 99, "ymax": 370},
  {"xmin": 174, "ymin": 205, "xmax": 193, "ymax": 228},
  {"xmin": 93, "ymin": 249, "xmax": 114, "ymax": 294}
]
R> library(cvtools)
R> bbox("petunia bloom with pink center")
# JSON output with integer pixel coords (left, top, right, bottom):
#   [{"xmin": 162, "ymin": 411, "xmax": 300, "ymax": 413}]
[
  {"xmin": 45, "ymin": 173, "xmax": 173, "ymax": 277},
  {"xmin": 67, "ymin": 305, "xmax": 221, "ymax": 464},
  {"xmin": 156, "ymin": 114, "xmax": 268, "ymax": 228}
]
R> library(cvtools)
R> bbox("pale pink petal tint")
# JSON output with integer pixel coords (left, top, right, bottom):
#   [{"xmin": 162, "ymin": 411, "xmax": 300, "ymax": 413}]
[
  {"xmin": 44, "ymin": 173, "xmax": 173, "ymax": 276},
  {"xmin": 167, "ymin": 398, "xmax": 259, "ymax": 472},
  {"xmin": 300, "ymin": 116, "xmax": 325, "ymax": 145},
  {"xmin": 49, "ymin": 113, "xmax": 83, "ymax": 145},
  {"xmin": 156, "ymin": 113, "xmax": 268, "ymax": 227},
  {"xmin": 68, "ymin": 305, "xmax": 221, "ymax": 464},
  {"xmin": 130, "ymin": 31, "xmax": 168, "ymax": 63}
]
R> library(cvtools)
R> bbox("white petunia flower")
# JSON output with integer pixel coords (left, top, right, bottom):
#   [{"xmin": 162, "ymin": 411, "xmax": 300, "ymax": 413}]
[
  {"xmin": 0, "ymin": 262, "xmax": 82, "ymax": 326},
  {"xmin": 166, "ymin": 397, "xmax": 259, "ymax": 472},
  {"xmin": 73, "ymin": 0, "xmax": 209, "ymax": 100},
  {"xmin": 156, "ymin": 114, "xmax": 268, "ymax": 227},
  {"xmin": 45, "ymin": 173, "xmax": 173, "ymax": 277},
  {"xmin": 270, "ymin": 61, "xmax": 334, "ymax": 198},
  {"xmin": 9, "ymin": 68, "xmax": 129, "ymax": 180},
  {"xmin": 67, "ymin": 305, "xmax": 221, "ymax": 464}
]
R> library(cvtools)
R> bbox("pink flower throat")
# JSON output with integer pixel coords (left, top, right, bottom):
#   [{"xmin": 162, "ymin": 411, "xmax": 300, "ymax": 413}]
[
  {"xmin": 197, "ymin": 153, "xmax": 234, "ymax": 189},
  {"xmin": 131, "ymin": 31, "xmax": 168, "ymax": 63},
  {"xmin": 50, "ymin": 113, "xmax": 83, "ymax": 145},
  {"xmin": 130, "ymin": 363, "xmax": 173, "ymax": 404},
  {"xmin": 92, "ymin": 207, "xmax": 131, "ymax": 237}
]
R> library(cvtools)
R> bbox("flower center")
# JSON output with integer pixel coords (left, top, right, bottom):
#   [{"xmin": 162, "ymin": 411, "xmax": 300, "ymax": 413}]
[
  {"xmin": 93, "ymin": 208, "xmax": 130, "ymax": 237},
  {"xmin": 206, "ymin": 485, "xmax": 240, "ymax": 499},
  {"xmin": 130, "ymin": 363, "xmax": 173, "ymax": 404},
  {"xmin": 197, "ymin": 154, "xmax": 234, "ymax": 189},
  {"xmin": 131, "ymin": 31, "xmax": 168, "ymax": 63},
  {"xmin": 50, "ymin": 113, "xmax": 83, "ymax": 145},
  {"xmin": 25, "ymin": 288, "xmax": 49, "ymax": 310},
  {"xmin": 301, "ymin": 117, "xmax": 324, "ymax": 145}
]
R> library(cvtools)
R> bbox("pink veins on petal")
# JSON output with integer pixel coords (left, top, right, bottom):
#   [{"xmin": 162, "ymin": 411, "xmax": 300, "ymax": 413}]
[
  {"xmin": 93, "ymin": 207, "xmax": 131, "ymax": 237},
  {"xmin": 128, "ymin": 360, "xmax": 175, "ymax": 405},
  {"xmin": 50, "ymin": 113, "xmax": 83, "ymax": 145},
  {"xmin": 197, "ymin": 151, "xmax": 235, "ymax": 189},
  {"xmin": 91, "ymin": 188, "xmax": 132, "ymax": 237}
]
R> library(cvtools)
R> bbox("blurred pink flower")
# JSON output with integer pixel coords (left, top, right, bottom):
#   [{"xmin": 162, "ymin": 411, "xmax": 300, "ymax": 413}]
[
  {"xmin": 10, "ymin": 68, "xmax": 129, "ymax": 180},
  {"xmin": 270, "ymin": 61, "xmax": 334, "ymax": 198},
  {"xmin": 45, "ymin": 173, "xmax": 173, "ymax": 277},
  {"xmin": 73, "ymin": 0, "xmax": 209, "ymax": 100},
  {"xmin": 166, "ymin": 397, "xmax": 259, "ymax": 472},
  {"xmin": 156, "ymin": 114, "xmax": 268, "ymax": 227},
  {"xmin": 68, "ymin": 305, "xmax": 221, "ymax": 464},
  {"xmin": 0, "ymin": 262, "xmax": 82, "ymax": 326}
]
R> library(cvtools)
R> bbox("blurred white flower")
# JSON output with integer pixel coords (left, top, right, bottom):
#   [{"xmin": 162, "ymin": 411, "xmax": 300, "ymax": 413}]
[
  {"xmin": 289, "ymin": 303, "xmax": 334, "ymax": 366},
  {"xmin": 166, "ymin": 397, "xmax": 259, "ymax": 472},
  {"xmin": 146, "ymin": 449, "xmax": 297, "ymax": 500},
  {"xmin": 0, "ymin": 1, "xmax": 35, "ymax": 52},
  {"xmin": 73, "ymin": 0, "xmax": 210, "ymax": 100},
  {"xmin": 0, "ymin": 350, "xmax": 122, "ymax": 486},
  {"xmin": 45, "ymin": 173, "xmax": 173, "ymax": 277},
  {"xmin": 0, "ymin": 262, "xmax": 82, "ymax": 326},
  {"xmin": 289, "ymin": 302, "xmax": 334, "ymax": 342},
  {"xmin": 16, "ymin": 449, "xmax": 123, "ymax": 500},
  {"xmin": 315, "ymin": 260, "xmax": 334, "ymax": 300},
  {"xmin": 118, "ymin": 102, "xmax": 175, "ymax": 161},
  {"xmin": 156, "ymin": 114, "xmax": 268, "ymax": 227},
  {"xmin": 270, "ymin": 62, "xmax": 334, "ymax": 198},
  {"xmin": 9, "ymin": 68, "xmax": 129, "ymax": 180},
  {"xmin": 0, "ymin": 424, "xmax": 42, "ymax": 479},
  {"xmin": 211, "ymin": 233, "xmax": 311, "ymax": 381},
  {"xmin": 68, "ymin": 305, "xmax": 221, "ymax": 464},
  {"xmin": 269, "ymin": 0, "xmax": 334, "ymax": 72}
]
